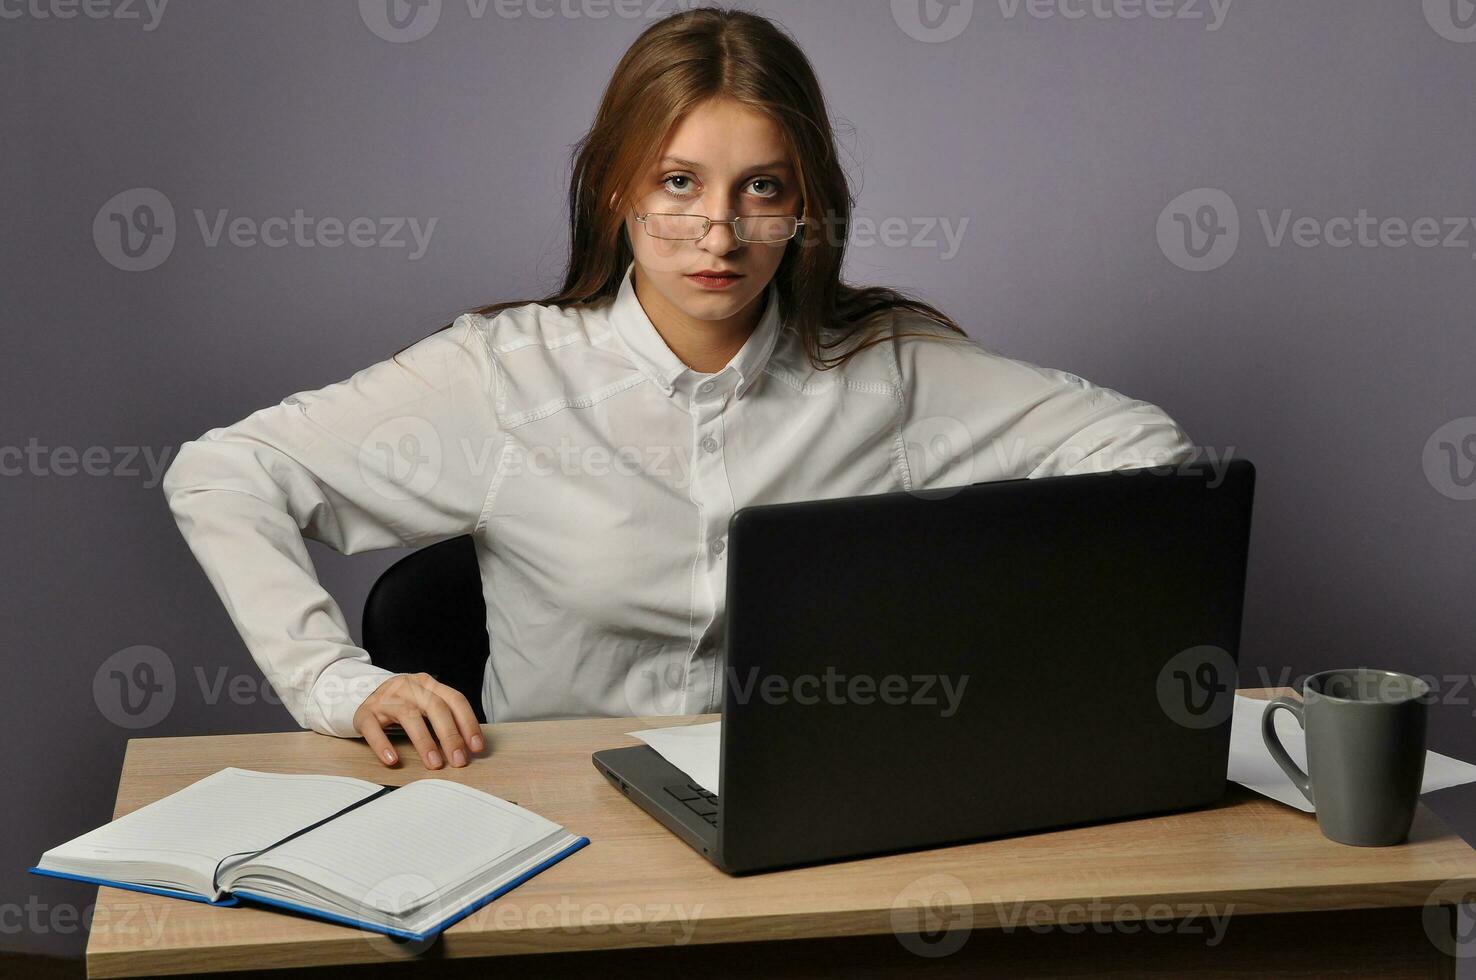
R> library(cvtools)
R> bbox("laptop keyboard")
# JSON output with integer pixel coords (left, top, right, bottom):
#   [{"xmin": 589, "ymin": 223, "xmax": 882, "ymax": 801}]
[{"xmin": 663, "ymin": 782, "xmax": 719, "ymax": 825}]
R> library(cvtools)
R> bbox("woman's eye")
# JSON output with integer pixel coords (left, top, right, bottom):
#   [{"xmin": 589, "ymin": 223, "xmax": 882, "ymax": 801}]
[{"xmin": 660, "ymin": 175, "xmax": 783, "ymax": 198}]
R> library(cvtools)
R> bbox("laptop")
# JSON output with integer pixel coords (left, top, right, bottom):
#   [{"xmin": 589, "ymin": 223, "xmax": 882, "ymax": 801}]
[{"xmin": 592, "ymin": 458, "xmax": 1256, "ymax": 874}]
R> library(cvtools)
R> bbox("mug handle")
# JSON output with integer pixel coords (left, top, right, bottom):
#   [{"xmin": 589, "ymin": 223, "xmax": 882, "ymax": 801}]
[{"xmin": 1261, "ymin": 697, "xmax": 1314, "ymax": 806}]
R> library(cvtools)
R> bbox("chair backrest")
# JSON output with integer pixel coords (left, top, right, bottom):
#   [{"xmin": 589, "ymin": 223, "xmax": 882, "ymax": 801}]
[{"xmin": 361, "ymin": 535, "xmax": 489, "ymax": 722}]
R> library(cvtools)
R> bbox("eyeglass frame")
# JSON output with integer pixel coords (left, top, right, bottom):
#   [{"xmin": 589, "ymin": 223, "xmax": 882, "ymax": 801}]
[{"xmin": 632, "ymin": 209, "xmax": 808, "ymax": 244}]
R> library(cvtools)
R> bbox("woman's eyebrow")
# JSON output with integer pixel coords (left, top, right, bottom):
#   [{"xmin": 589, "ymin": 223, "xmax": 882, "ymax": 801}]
[{"xmin": 661, "ymin": 155, "xmax": 793, "ymax": 173}]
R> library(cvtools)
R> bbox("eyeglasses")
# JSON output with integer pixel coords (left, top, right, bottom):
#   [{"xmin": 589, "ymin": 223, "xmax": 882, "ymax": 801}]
[{"xmin": 634, "ymin": 210, "xmax": 806, "ymax": 244}]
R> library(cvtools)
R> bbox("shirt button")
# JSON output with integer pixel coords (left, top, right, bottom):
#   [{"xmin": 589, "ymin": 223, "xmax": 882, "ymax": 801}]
[
  {"xmin": 700, "ymin": 436, "xmax": 719, "ymax": 453},
  {"xmin": 712, "ymin": 537, "xmax": 726, "ymax": 555},
  {"xmin": 700, "ymin": 380, "xmax": 716, "ymax": 393}
]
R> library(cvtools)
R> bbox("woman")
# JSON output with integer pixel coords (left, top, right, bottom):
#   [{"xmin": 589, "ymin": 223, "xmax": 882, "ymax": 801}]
[{"xmin": 162, "ymin": 8, "xmax": 1193, "ymax": 771}]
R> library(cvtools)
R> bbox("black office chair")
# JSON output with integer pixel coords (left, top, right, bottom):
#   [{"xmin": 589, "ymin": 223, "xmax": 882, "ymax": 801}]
[{"xmin": 361, "ymin": 535, "xmax": 490, "ymax": 722}]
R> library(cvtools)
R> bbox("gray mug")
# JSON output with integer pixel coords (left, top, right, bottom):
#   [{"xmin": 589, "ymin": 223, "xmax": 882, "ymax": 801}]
[{"xmin": 1262, "ymin": 668, "xmax": 1431, "ymax": 846}]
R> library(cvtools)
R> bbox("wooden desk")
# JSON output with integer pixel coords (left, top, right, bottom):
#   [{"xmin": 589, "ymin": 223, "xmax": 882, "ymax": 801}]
[{"xmin": 84, "ymin": 688, "xmax": 1476, "ymax": 978}]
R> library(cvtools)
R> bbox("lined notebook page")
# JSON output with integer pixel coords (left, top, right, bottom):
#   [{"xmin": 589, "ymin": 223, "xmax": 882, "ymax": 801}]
[
  {"xmin": 233, "ymin": 780, "xmax": 562, "ymax": 914},
  {"xmin": 42, "ymin": 768, "xmax": 384, "ymax": 890}
]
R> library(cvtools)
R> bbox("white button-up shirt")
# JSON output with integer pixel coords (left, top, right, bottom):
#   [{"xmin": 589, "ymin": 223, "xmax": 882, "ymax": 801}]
[{"xmin": 162, "ymin": 260, "xmax": 1195, "ymax": 738}]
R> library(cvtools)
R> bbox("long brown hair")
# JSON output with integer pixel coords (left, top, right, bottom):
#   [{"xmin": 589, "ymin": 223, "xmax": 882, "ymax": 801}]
[{"xmin": 399, "ymin": 5, "xmax": 968, "ymax": 369}]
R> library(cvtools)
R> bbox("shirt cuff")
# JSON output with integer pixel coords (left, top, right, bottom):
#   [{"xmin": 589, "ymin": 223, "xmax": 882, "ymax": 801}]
[{"xmin": 309, "ymin": 657, "xmax": 400, "ymax": 738}]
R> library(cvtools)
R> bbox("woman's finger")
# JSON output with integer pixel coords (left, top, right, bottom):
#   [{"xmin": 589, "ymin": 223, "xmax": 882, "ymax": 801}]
[
  {"xmin": 390, "ymin": 704, "xmax": 444, "ymax": 770},
  {"xmin": 428, "ymin": 679, "xmax": 485, "ymax": 754},
  {"xmin": 356, "ymin": 712, "xmax": 399, "ymax": 767},
  {"xmin": 407, "ymin": 682, "xmax": 468, "ymax": 767}
]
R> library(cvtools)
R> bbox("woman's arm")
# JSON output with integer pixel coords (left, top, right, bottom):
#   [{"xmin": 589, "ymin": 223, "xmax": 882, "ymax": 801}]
[
  {"xmin": 161, "ymin": 314, "xmax": 504, "ymax": 768},
  {"xmin": 893, "ymin": 322, "xmax": 1195, "ymax": 490}
]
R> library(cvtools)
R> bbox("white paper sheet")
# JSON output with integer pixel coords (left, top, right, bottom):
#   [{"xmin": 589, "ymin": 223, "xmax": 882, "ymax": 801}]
[
  {"xmin": 626, "ymin": 720, "xmax": 722, "ymax": 794},
  {"xmin": 628, "ymin": 699, "xmax": 1476, "ymax": 813},
  {"xmin": 1228, "ymin": 693, "xmax": 1476, "ymax": 812}
]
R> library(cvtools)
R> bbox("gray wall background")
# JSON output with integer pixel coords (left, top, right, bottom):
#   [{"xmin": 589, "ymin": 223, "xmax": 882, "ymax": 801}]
[{"xmin": 4, "ymin": 0, "xmax": 1475, "ymax": 964}]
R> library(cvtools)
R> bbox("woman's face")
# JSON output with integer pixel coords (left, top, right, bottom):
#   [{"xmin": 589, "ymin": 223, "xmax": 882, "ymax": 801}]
[{"xmin": 623, "ymin": 99, "xmax": 803, "ymax": 325}]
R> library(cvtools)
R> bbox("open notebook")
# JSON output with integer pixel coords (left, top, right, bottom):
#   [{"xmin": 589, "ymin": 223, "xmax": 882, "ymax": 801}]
[{"xmin": 28, "ymin": 767, "xmax": 589, "ymax": 941}]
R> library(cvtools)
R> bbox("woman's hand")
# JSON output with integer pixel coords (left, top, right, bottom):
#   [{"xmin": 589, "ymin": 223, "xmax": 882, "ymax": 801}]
[{"xmin": 353, "ymin": 672, "xmax": 485, "ymax": 769}]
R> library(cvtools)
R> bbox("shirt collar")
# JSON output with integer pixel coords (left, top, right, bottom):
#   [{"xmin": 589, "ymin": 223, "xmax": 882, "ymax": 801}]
[{"xmin": 608, "ymin": 259, "xmax": 784, "ymax": 401}]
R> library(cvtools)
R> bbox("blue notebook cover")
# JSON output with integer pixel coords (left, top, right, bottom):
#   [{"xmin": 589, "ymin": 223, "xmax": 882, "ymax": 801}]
[
  {"xmin": 28, "ymin": 836, "xmax": 590, "ymax": 941},
  {"xmin": 29, "ymin": 775, "xmax": 591, "ymax": 942},
  {"xmin": 232, "ymin": 835, "xmax": 590, "ymax": 941},
  {"xmin": 26, "ymin": 867, "xmax": 241, "ymax": 906}
]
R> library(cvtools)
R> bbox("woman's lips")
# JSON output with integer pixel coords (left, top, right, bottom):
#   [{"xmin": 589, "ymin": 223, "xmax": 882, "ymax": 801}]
[{"xmin": 686, "ymin": 272, "xmax": 744, "ymax": 289}]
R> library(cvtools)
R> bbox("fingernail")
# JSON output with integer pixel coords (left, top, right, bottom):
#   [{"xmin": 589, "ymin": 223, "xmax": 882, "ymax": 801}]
[
  {"xmin": 453, "ymin": 749, "xmax": 467, "ymax": 767},
  {"xmin": 382, "ymin": 749, "xmax": 396, "ymax": 764},
  {"xmin": 471, "ymin": 734, "xmax": 484, "ymax": 751},
  {"xmin": 428, "ymin": 750, "xmax": 443, "ymax": 768}
]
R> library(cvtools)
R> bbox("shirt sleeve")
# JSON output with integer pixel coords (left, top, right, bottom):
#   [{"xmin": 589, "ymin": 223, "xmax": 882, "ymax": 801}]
[
  {"xmin": 161, "ymin": 314, "xmax": 503, "ymax": 738},
  {"xmin": 893, "ymin": 320, "xmax": 1195, "ymax": 490}
]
